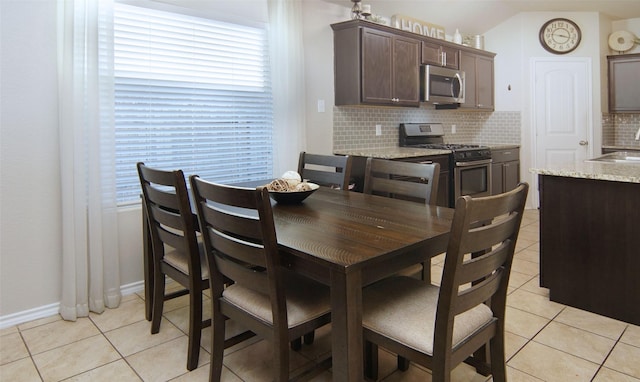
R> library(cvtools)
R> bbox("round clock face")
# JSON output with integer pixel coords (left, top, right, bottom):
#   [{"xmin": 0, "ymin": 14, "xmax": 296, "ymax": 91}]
[{"xmin": 539, "ymin": 18, "xmax": 582, "ymax": 54}]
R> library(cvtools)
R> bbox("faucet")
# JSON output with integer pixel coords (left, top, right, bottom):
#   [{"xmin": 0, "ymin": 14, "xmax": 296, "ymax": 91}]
[{"xmin": 636, "ymin": 126, "xmax": 640, "ymax": 141}]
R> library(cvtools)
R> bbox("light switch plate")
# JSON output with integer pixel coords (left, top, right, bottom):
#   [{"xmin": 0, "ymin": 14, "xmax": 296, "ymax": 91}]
[
  {"xmin": 375, "ymin": 124, "xmax": 382, "ymax": 136},
  {"xmin": 317, "ymin": 99, "xmax": 325, "ymax": 113}
]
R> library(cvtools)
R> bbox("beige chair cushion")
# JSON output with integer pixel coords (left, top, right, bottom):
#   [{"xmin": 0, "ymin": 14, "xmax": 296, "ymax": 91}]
[
  {"xmin": 163, "ymin": 241, "xmax": 209, "ymax": 279},
  {"xmin": 222, "ymin": 271, "xmax": 330, "ymax": 328},
  {"xmin": 363, "ymin": 276, "xmax": 493, "ymax": 355}
]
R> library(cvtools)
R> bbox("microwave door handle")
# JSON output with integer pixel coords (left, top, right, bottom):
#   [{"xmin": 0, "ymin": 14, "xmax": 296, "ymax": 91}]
[{"xmin": 455, "ymin": 72, "xmax": 464, "ymax": 100}]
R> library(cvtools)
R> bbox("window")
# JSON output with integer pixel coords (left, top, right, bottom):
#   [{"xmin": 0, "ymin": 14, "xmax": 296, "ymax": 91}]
[{"xmin": 113, "ymin": 3, "xmax": 273, "ymax": 204}]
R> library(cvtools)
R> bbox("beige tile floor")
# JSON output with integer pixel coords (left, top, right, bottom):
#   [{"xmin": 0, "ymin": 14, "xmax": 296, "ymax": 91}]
[{"xmin": 2, "ymin": 209, "xmax": 640, "ymax": 381}]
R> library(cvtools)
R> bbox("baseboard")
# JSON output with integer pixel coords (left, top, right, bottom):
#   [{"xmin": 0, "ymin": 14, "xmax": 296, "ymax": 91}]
[
  {"xmin": 0, "ymin": 281, "xmax": 145, "ymax": 330},
  {"xmin": 0, "ymin": 302, "xmax": 60, "ymax": 330}
]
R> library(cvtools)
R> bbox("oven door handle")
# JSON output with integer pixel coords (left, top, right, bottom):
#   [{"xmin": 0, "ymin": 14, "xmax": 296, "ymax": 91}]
[
  {"xmin": 418, "ymin": 160, "xmax": 433, "ymax": 164},
  {"xmin": 455, "ymin": 159, "xmax": 493, "ymax": 167}
]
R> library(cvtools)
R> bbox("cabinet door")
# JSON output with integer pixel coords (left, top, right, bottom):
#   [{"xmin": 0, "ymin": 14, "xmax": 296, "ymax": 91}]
[
  {"xmin": 441, "ymin": 45, "xmax": 460, "ymax": 69},
  {"xmin": 393, "ymin": 36, "xmax": 420, "ymax": 105},
  {"xmin": 491, "ymin": 162, "xmax": 504, "ymax": 195},
  {"xmin": 421, "ymin": 40, "xmax": 443, "ymax": 66},
  {"xmin": 421, "ymin": 41, "xmax": 459, "ymax": 69},
  {"xmin": 476, "ymin": 55, "xmax": 494, "ymax": 110},
  {"xmin": 460, "ymin": 51, "xmax": 477, "ymax": 109},
  {"xmin": 608, "ymin": 55, "xmax": 640, "ymax": 113},
  {"xmin": 503, "ymin": 161, "xmax": 520, "ymax": 192},
  {"xmin": 460, "ymin": 51, "xmax": 494, "ymax": 110},
  {"xmin": 362, "ymin": 29, "xmax": 393, "ymax": 104}
]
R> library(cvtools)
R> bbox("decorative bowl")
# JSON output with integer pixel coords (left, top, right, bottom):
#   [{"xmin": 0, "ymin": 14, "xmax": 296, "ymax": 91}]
[{"xmin": 268, "ymin": 182, "xmax": 319, "ymax": 204}]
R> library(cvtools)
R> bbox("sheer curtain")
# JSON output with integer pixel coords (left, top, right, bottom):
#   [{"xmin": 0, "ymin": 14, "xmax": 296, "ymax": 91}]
[
  {"xmin": 57, "ymin": 0, "xmax": 121, "ymax": 320},
  {"xmin": 268, "ymin": 0, "xmax": 307, "ymax": 176}
]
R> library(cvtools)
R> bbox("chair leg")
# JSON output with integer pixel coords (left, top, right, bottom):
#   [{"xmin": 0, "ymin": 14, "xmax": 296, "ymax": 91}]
[
  {"xmin": 290, "ymin": 337, "xmax": 302, "ymax": 351},
  {"xmin": 364, "ymin": 340, "xmax": 379, "ymax": 380},
  {"xmin": 489, "ymin": 335, "xmax": 507, "ymax": 382},
  {"xmin": 397, "ymin": 355, "xmax": 410, "ymax": 371},
  {"xmin": 303, "ymin": 331, "xmax": 315, "ymax": 345},
  {"xmin": 150, "ymin": 272, "xmax": 165, "ymax": 334},
  {"xmin": 186, "ymin": 288, "xmax": 202, "ymax": 371},
  {"xmin": 275, "ymin": 337, "xmax": 289, "ymax": 382},
  {"xmin": 210, "ymin": 308, "xmax": 226, "ymax": 382}
]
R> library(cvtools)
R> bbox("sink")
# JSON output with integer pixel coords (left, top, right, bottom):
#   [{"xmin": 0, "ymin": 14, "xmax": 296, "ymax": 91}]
[{"xmin": 587, "ymin": 151, "xmax": 640, "ymax": 164}]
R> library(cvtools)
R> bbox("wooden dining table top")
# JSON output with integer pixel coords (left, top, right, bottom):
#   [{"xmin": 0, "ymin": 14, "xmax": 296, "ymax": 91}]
[{"xmin": 271, "ymin": 186, "xmax": 453, "ymax": 277}]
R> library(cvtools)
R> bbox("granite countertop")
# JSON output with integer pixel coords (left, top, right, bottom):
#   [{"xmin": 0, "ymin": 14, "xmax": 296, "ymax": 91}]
[
  {"xmin": 530, "ymin": 161, "xmax": 640, "ymax": 184},
  {"xmin": 334, "ymin": 147, "xmax": 451, "ymax": 159}
]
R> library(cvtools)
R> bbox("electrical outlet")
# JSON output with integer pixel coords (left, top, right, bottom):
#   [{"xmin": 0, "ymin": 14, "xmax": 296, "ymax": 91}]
[
  {"xmin": 317, "ymin": 99, "xmax": 325, "ymax": 113},
  {"xmin": 375, "ymin": 124, "xmax": 382, "ymax": 136},
  {"xmin": 451, "ymin": 124, "xmax": 457, "ymax": 134}
]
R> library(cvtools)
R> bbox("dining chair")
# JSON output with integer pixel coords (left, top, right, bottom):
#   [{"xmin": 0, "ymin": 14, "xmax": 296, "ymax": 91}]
[
  {"xmin": 190, "ymin": 176, "xmax": 333, "ymax": 382},
  {"xmin": 298, "ymin": 152, "xmax": 353, "ymax": 190},
  {"xmin": 362, "ymin": 182, "xmax": 529, "ymax": 382},
  {"xmin": 363, "ymin": 158, "xmax": 441, "ymax": 280},
  {"xmin": 136, "ymin": 162, "xmax": 210, "ymax": 371}
]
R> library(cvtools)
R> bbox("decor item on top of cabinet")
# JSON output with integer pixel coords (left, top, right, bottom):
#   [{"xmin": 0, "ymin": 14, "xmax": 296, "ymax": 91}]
[
  {"xmin": 608, "ymin": 30, "xmax": 640, "ymax": 53},
  {"xmin": 539, "ymin": 18, "xmax": 581, "ymax": 54},
  {"xmin": 391, "ymin": 14, "xmax": 446, "ymax": 40}
]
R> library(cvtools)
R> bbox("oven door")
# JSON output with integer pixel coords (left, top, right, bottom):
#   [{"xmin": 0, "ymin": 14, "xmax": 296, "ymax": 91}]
[{"xmin": 453, "ymin": 159, "xmax": 492, "ymax": 201}]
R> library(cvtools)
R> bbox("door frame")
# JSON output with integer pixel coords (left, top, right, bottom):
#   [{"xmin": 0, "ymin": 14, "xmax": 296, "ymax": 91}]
[{"xmin": 529, "ymin": 57, "xmax": 594, "ymax": 207}]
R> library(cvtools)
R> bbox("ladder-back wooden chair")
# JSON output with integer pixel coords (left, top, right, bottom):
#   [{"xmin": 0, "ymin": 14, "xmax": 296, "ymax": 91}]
[
  {"xmin": 137, "ymin": 162, "xmax": 209, "ymax": 371},
  {"xmin": 362, "ymin": 183, "xmax": 529, "ymax": 382},
  {"xmin": 190, "ymin": 176, "xmax": 332, "ymax": 381}
]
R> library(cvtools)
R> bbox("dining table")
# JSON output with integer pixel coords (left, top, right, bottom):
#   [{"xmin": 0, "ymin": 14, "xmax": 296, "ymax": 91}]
[{"xmin": 142, "ymin": 183, "xmax": 454, "ymax": 381}]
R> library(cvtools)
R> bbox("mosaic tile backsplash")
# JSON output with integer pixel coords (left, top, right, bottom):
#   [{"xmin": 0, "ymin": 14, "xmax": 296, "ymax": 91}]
[
  {"xmin": 333, "ymin": 106, "xmax": 640, "ymax": 151},
  {"xmin": 333, "ymin": 106, "xmax": 520, "ymax": 151},
  {"xmin": 602, "ymin": 113, "xmax": 640, "ymax": 148}
]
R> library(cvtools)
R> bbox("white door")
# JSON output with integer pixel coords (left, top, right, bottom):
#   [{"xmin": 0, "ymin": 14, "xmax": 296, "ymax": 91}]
[{"xmin": 532, "ymin": 58, "xmax": 592, "ymax": 204}]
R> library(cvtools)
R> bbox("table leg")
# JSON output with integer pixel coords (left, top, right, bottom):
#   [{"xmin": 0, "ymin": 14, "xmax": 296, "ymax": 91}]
[{"xmin": 330, "ymin": 269, "xmax": 363, "ymax": 381}]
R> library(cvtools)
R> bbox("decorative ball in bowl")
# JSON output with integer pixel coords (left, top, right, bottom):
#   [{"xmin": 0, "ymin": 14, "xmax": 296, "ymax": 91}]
[{"xmin": 266, "ymin": 179, "xmax": 319, "ymax": 204}]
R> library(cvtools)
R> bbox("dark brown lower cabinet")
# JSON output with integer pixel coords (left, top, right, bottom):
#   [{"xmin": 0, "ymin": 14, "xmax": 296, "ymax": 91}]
[{"xmin": 539, "ymin": 174, "xmax": 640, "ymax": 325}]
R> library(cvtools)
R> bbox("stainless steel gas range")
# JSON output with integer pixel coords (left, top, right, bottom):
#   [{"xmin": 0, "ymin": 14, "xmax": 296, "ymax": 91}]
[{"xmin": 399, "ymin": 123, "xmax": 492, "ymax": 207}]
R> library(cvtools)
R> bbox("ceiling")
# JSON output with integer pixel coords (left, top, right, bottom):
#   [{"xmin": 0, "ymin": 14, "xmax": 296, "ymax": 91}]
[{"xmin": 324, "ymin": 0, "xmax": 640, "ymax": 35}]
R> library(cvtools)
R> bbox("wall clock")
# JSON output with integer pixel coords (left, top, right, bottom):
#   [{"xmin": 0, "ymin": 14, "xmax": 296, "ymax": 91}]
[{"xmin": 539, "ymin": 18, "xmax": 582, "ymax": 54}]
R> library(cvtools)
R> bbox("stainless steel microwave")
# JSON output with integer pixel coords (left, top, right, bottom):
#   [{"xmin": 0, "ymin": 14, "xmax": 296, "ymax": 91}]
[{"xmin": 421, "ymin": 65, "xmax": 465, "ymax": 104}]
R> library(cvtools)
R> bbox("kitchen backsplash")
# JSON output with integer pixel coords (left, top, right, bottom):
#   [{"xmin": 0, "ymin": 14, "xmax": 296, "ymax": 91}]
[
  {"xmin": 333, "ymin": 107, "xmax": 640, "ymax": 151},
  {"xmin": 333, "ymin": 106, "xmax": 520, "ymax": 150},
  {"xmin": 602, "ymin": 113, "xmax": 640, "ymax": 148}
]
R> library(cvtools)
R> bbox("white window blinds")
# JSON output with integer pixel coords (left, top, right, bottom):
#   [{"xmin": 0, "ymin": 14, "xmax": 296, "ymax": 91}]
[{"xmin": 113, "ymin": 3, "xmax": 273, "ymax": 204}]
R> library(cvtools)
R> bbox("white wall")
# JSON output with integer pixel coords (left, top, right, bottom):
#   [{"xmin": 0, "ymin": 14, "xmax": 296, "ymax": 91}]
[
  {"xmin": 301, "ymin": 0, "xmax": 349, "ymax": 155},
  {"xmin": 1, "ymin": 0, "xmax": 62, "ymax": 318}
]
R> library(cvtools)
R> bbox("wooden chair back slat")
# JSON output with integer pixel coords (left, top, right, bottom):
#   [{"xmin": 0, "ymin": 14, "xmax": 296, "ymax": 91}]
[
  {"xmin": 298, "ymin": 152, "xmax": 352, "ymax": 189},
  {"xmin": 453, "ymin": 268, "xmax": 503, "ymax": 315},
  {"xmin": 457, "ymin": 242, "xmax": 510, "ymax": 286},
  {"xmin": 363, "ymin": 158, "xmax": 440, "ymax": 205},
  {"xmin": 209, "ymin": 226, "xmax": 268, "ymax": 269}
]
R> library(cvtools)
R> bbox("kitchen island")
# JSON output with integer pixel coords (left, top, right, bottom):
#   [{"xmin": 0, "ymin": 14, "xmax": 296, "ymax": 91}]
[{"xmin": 531, "ymin": 160, "xmax": 640, "ymax": 325}]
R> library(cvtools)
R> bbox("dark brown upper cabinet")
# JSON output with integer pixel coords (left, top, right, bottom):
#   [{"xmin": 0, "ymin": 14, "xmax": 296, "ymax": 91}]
[
  {"xmin": 333, "ymin": 21, "xmax": 420, "ymax": 107},
  {"xmin": 422, "ymin": 40, "xmax": 459, "ymax": 69},
  {"xmin": 608, "ymin": 53, "xmax": 640, "ymax": 113},
  {"xmin": 460, "ymin": 50, "xmax": 495, "ymax": 111},
  {"xmin": 331, "ymin": 20, "xmax": 495, "ymax": 109}
]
